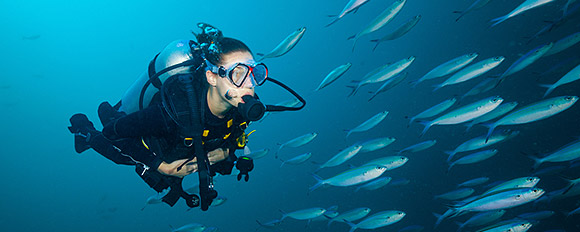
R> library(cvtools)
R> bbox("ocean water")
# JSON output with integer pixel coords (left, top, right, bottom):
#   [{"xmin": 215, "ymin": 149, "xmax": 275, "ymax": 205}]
[{"xmin": 1, "ymin": 0, "xmax": 580, "ymax": 231}]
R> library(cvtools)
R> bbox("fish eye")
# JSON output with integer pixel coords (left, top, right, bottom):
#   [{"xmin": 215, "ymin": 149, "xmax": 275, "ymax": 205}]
[{"xmin": 565, "ymin": 96, "xmax": 573, "ymax": 100}]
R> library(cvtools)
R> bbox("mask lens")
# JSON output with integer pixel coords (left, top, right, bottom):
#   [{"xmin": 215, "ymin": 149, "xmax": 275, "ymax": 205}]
[
  {"xmin": 252, "ymin": 64, "xmax": 268, "ymax": 86},
  {"xmin": 229, "ymin": 64, "xmax": 249, "ymax": 87}
]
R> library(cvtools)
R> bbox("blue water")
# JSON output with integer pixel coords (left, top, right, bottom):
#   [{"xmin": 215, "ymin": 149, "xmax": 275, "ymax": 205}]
[{"xmin": 1, "ymin": 0, "xmax": 580, "ymax": 231}]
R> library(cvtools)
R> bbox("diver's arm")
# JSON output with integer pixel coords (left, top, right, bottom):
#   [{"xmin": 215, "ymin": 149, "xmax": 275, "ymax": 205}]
[
  {"xmin": 102, "ymin": 104, "xmax": 173, "ymax": 140},
  {"xmin": 157, "ymin": 148, "xmax": 229, "ymax": 178}
]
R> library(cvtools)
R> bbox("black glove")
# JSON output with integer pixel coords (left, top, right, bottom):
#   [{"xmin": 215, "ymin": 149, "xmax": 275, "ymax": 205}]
[{"xmin": 235, "ymin": 156, "xmax": 254, "ymax": 182}]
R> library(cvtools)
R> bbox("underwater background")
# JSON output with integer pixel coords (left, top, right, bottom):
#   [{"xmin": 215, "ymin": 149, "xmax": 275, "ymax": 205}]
[{"xmin": 1, "ymin": 0, "xmax": 580, "ymax": 231}]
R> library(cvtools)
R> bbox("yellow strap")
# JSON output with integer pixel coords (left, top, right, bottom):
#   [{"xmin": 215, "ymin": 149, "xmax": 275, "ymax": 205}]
[
  {"xmin": 223, "ymin": 133, "xmax": 231, "ymax": 139},
  {"xmin": 227, "ymin": 119, "xmax": 233, "ymax": 128},
  {"xmin": 141, "ymin": 138, "xmax": 150, "ymax": 150},
  {"xmin": 247, "ymin": 130, "xmax": 256, "ymax": 137},
  {"xmin": 203, "ymin": 130, "xmax": 209, "ymax": 137}
]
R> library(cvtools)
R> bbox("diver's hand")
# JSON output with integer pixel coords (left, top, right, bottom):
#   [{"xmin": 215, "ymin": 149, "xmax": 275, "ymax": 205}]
[{"xmin": 157, "ymin": 158, "xmax": 198, "ymax": 178}]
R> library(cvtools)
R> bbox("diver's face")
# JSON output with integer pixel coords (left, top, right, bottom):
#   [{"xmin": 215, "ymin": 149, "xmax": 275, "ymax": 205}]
[{"xmin": 208, "ymin": 50, "xmax": 256, "ymax": 107}]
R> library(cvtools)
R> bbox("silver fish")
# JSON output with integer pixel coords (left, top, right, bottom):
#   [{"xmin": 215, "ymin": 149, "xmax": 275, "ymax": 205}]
[
  {"xmin": 484, "ymin": 96, "xmax": 578, "ymax": 141},
  {"xmin": 326, "ymin": 0, "xmax": 371, "ymax": 27},
  {"xmin": 316, "ymin": 63, "xmax": 352, "ymax": 91},
  {"xmin": 276, "ymin": 132, "xmax": 318, "ymax": 158},
  {"xmin": 461, "ymin": 78, "xmax": 500, "ymax": 99},
  {"xmin": 458, "ymin": 177, "xmax": 490, "ymax": 187},
  {"xmin": 450, "ymin": 188, "xmax": 544, "ymax": 218},
  {"xmin": 346, "ymin": 111, "xmax": 389, "ymax": 138},
  {"xmin": 310, "ymin": 165, "xmax": 388, "ymax": 192},
  {"xmin": 350, "ymin": 0, "xmax": 407, "ymax": 51},
  {"xmin": 456, "ymin": 210, "xmax": 505, "ymax": 231},
  {"xmin": 434, "ymin": 56, "xmax": 504, "ymax": 91},
  {"xmin": 544, "ymin": 31, "xmax": 580, "ymax": 56},
  {"xmin": 280, "ymin": 152, "xmax": 312, "ymax": 167},
  {"xmin": 349, "ymin": 56, "xmax": 415, "ymax": 96},
  {"xmin": 481, "ymin": 177, "xmax": 540, "ymax": 196},
  {"xmin": 358, "ymin": 137, "xmax": 397, "ymax": 153},
  {"xmin": 413, "ymin": 53, "xmax": 478, "ymax": 87},
  {"xmin": 318, "ymin": 145, "xmax": 363, "ymax": 169},
  {"xmin": 355, "ymin": 177, "xmax": 392, "ymax": 192},
  {"xmin": 540, "ymin": 64, "xmax": 580, "ymax": 97},
  {"xmin": 346, "ymin": 211, "xmax": 406, "ymax": 232},
  {"xmin": 371, "ymin": 15, "xmax": 422, "ymax": 51},
  {"xmin": 245, "ymin": 148, "xmax": 269, "ymax": 160},
  {"xmin": 454, "ymin": 0, "xmax": 493, "ymax": 21},
  {"xmin": 465, "ymin": 101, "xmax": 518, "ymax": 132},
  {"xmin": 409, "ymin": 98, "xmax": 457, "ymax": 125},
  {"xmin": 497, "ymin": 43, "xmax": 553, "ymax": 84},
  {"xmin": 363, "ymin": 156, "xmax": 408, "ymax": 170},
  {"xmin": 395, "ymin": 140, "xmax": 437, "ymax": 154},
  {"xmin": 517, "ymin": 210, "xmax": 555, "ymax": 220},
  {"xmin": 448, "ymin": 149, "xmax": 498, "ymax": 172},
  {"xmin": 445, "ymin": 130, "xmax": 519, "ymax": 162},
  {"xmin": 530, "ymin": 139, "xmax": 580, "ymax": 169},
  {"xmin": 368, "ymin": 72, "xmax": 408, "ymax": 101},
  {"xmin": 171, "ymin": 223, "xmax": 206, "ymax": 232},
  {"xmin": 327, "ymin": 207, "xmax": 372, "ymax": 227},
  {"xmin": 279, "ymin": 207, "xmax": 326, "ymax": 221},
  {"xmin": 419, "ymin": 96, "xmax": 503, "ymax": 136},
  {"xmin": 477, "ymin": 220, "xmax": 532, "ymax": 232},
  {"xmin": 490, "ymin": 0, "xmax": 556, "ymax": 27},
  {"xmin": 257, "ymin": 27, "xmax": 306, "ymax": 61}
]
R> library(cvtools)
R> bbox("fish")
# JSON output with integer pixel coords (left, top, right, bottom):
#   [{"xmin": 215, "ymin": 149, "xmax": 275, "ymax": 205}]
[
  {"xmin": 408, "ymin": 98, "xmax": 457, "ymax": 125},
  {"xmin": 349, "ymin": 56, "xmax": 415, "ymax": 96},
  {"xmin": 141, "ymin": 193, "xmax": 165, "ymax": 211},
  {"xmin": 316, "ymin": 63, "xmax": 352, "ymax": 91},
  {"xmin": 276, "ymin": 132, "xmax": 318, "ymax": 158},
  {"xmin": 346, "ymin": 111, "xmax": 389, "ymax": 138},
  {"xmin": 539, "ymin": 64, "xmax": 580, "ymax": 97},
  {"xmin": 434, "ymin": 188, "xmax": 475, "ymax": 201},
  {"xmin": 453, "ymin": 0, "xmax": 493, "ymax": 22},
  {"xmin": 256, "ymin": 219, "xmax": 283, "ymax": 228},
  {"xmin": 445, "ymin": 130, "xmax": 519, "ymax": 162},
  {"xmin": 563, "ymin": 0, "xmax": 579, "ymax": 15},
  {"xmin": 419, "ymin": 96, "xmax": 503, "ymax": 136},
  {"xmin": 398, "ymin": 225, "xmax": 425, "ymax": 232},
  {"xmin": 395, "ymin": 140, "xmax": 437, "ymax": 154},
  {"xmin": 447, "ymin": 188, "xmax": 544, "ymax": 219},
  {"xmin": 458, "ymin": 177, "xmax": 490, "ymax": 187},
  {"xmin": 497, "ymin": 43, "xmax": 553, "ymax": 85},
  {"xmin": 309, "ymin": 165, "xmax": 388, "ymax": 192},
  {"xmin": 484, "ymin": 96, "xmax": 578, "ymax": 141},
  {"xmin": 529, "ymin": 139, "xmax": 580, "ymax": 169},
  {"xmin": 280, "ymin": 152, "xmax": 312, "ymax": 167},
  {"xmin": 516, "ymin": 210, "xmax": 555, "ymax": 220},
  {"xmin": 481, "ymin": 177, "xmax": 540, "ymax": 196},
  {"xmin": 448, "ymin": 149, "xmax": 498, "ymax": 172},
  {"xmin": 412, "ymin": 53, "xmax": 478, "ymax": 87},
  {"xmin": 317, "ymin": 145, "xmax": 363, "ymax": 169},
  {"xmin": 389, "ymin": 178, "xmax": 410, "ymax": 186},
  {"xmin": 363, "ymin": 156, "xmax": 408, "ymax": 170},
  {"xmin": 245, "ymin": 148, "xmax": 269, "ymax": 160},
  {"xmin": 355, "ymin": 177, "xmax": 392, "ymax": 192},
  {"xmin": 171, "ymin": 223, "xmax": 206, "ymax": 232},
  {"xmin": 279, "ymin": 207, "xmax": 327, "ymax": 221},
  {"xmin": 326, "ymin": 207, "xmax": 372, "ymax": 227},
  {"xmin": 433, "ymin": 56, "xmax": 505, "ymax": 91},
  {"xmin": 477, "ymin": 220, "xmax": 533, "ymax": 232},
  {"xmin": 371, "ymin": 15, "xmax": 422, "ymax": 51},
  {"xmin": 349, "ymin": 0, "xmax": 407, "ymax": 51},
  {"xmin": 455, "ymin": 210, "xmax": 506, "ymax": 232},
  {"xmin": 368, "ymin": 72, "xmax": 408, "ymax": 101},
  {"xmin": 210, "ymin": 196, "xmax": 227, "ymax": 207},
  {"xmin": 326, "ymin": 0, "xmax": 371, "ymax": 27},
  {"xmin": 257, "ymin": 27, "xmax": 306, "ymax": 61},
  {"xmin": 345, "ymin": 211, "xmax": 406, "ymax": 232},
  {"xmin": 461, "ymin": 78, "xmax": 500, "ymax": 99},
  {"xmin": 544, "ymin": 32, "xmax": 580, "ymax": 56},
  {"xmin": 465, "ymin": 102, "xmax": 518, "ymax": 132},
  {"xmin": 357, "ymin": 137, "xmax": 397, "ymax": 153},
  {"xmin": 490, "ymin": 0, "xmax": 556, "ymax": 27}
]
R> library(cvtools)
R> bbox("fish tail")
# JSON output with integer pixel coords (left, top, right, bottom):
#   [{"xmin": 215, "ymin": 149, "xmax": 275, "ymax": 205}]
[
  {"xmin": 409, "ymin": 80, "xmax": 420, "ymax": 88},
  {"xmin": 278, "ymin": 209, "xmax": 288, "ymax": 221},
  {"xmin": 344, "ymin": 220, "xmax": 357, "ymax": 232},
  {"xmin": 347, "ymin": 85, "xmax": 360, "ymax": 97},
  {"xmin": 309, "ymin": 174, "xmax": 324, "ymax": 193},
  {"xmin": 464, "ymin": 122, "xmax": 474, "ymax": 132},
  {"xmin": 489, "ymin": 15, "xmax": 508, "ymax": 28},
  {"xmin": 367, "ymin": 94, "xmax": 377, "ymax": 102},
  {"xmin": 454, "ymin": 12, "xmax": 465, "ymax": 22},
  {"xmin": 454, "ymin": 221, "xmax": 465, "ymax": 232},
  {"xmin": 446, "ymin": 163, "xmax": 454, "ymax": 174},
  {"xmin": 279, "ymin": 161, "xmax": 286, "ymax": 168},
  {"xmin": 326, "ymin": 219, "xmax": 334, "ymax": 227},
  {"xmin": 326, "ymin": 17, "xmax": 340, "ymax": 27},
  {"xmin": 538, "ymin": 84, "xmax": 554, "ymax": 98},
  {"xmin": 347, "ymin": 34, "xmax": 356, "ymax": 40},
  {"xmin": 432, "ymin": 83, "xmax": 444, "ymax": 92},
  {"xmin": 525, "ymin": 153, "xmax": 544, "ymax": 171},
  {"xmin": 482, "ymin": 123, "xmax": 496, "ymax": 143},
  {"xmin": 370, "ymin": 39, "xmax": 381, "ymax": 51},
  {"xmin": 417, "ymin": 120, "xmax": 433, "ymax": 137},
  {"xmin": 444, "ymin": 150, "xmax": 457, "ymax": 163},
  {"xmin": 561, "ymin": 177, "xmax": 576, "ymax": 195}
]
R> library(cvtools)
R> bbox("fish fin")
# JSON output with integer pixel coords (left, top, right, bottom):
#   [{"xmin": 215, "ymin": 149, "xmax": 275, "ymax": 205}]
[
  {"xmin": 444, "ymin": 150, "xmax": 457, "ymax": 163},
  {"xmin": 347, "ymin": 34, "xmax": 355, "ymax": 40},
  {"xmin": 481, "ymin": 123, "xmax": 496, "ymax": 143},
  {"xmin": 417, "ymin": 120, "xmax": 433, "ymax": 137},
  {"xmin": 279, "ymin": 160, "xmax": 286, "ymax": 168},
  {"xmin": 489, "ymin": 15, "xmax": 508, "ymax": 28},
  {"xmin": 370, "ymin": 39, "xmax": 381, "ymax": 51},
  {"xmin": 309, "ymin": 174, "xmax": 324, "ymax": 193},
  {"xmin": 326, "ymin": 17, "xmax": 340, "ymax": 27},
  {"xmin": 538, "ymin": 84, "xmax": 555, "ymax": 98},
  {"xmin": 344, "ymin": 220, "xmax": 357, "ymax": 232}
]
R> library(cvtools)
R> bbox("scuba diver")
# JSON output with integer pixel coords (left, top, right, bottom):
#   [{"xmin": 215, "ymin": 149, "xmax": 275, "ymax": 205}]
[{"xmin": 67, "ymin": 23, "xmax": 305, "ymax": 211}]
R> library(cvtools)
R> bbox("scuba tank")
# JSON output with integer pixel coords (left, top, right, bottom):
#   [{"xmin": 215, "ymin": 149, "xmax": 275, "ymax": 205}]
[{"xmin": 118, "ymin": 40, "xmax": 200, "ymax": 114}]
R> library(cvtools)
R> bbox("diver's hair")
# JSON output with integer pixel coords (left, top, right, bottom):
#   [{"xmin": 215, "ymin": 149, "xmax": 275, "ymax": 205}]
[{"xmin": 206, "ymin": 37, "xmax": 252, "ymax": 65}]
